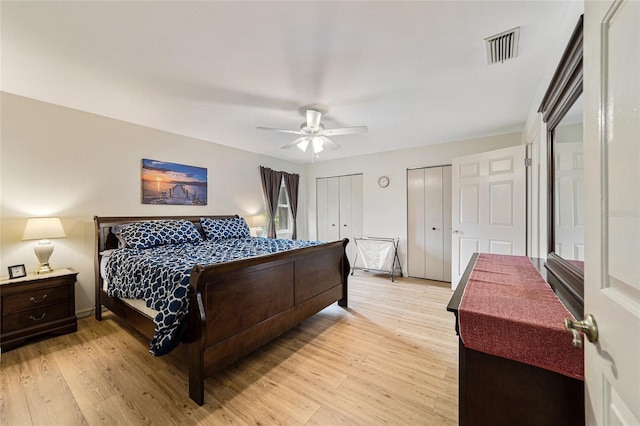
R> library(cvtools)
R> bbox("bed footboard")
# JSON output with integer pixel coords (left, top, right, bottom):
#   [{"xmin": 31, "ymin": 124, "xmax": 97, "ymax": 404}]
[{"xmin": 186, "ymin": 239, "xmax": 349, "ymax": 405}]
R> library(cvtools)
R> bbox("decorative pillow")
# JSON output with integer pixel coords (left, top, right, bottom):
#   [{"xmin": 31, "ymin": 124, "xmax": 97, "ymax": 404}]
[
  {"xmin": 119, "ymin": 220, "xmax": 203, "ymax": 249},
  {"xmin": 200, "ymin": 217, "xmax": 250, "ymax": 241}
]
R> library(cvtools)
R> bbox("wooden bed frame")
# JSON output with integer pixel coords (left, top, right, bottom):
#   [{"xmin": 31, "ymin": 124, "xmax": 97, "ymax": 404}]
[{"xmin": 94, "ymin": 215, "xmax": 349, "ymax": 405}]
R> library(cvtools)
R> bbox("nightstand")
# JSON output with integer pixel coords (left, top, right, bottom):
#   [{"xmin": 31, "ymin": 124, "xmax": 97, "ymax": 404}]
[{"xmin": 1, "ymin": 268, "xmax": 78, "ymax": 351}]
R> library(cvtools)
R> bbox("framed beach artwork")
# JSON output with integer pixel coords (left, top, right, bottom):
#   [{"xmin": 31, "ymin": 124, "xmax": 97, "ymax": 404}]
[{"xmin": 141, "ymin": 159, "xmax": 208, "ymax": 205}]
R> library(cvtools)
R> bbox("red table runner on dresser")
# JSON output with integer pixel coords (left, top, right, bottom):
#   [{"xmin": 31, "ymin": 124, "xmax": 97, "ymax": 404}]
[{"xmin": 458, "ymin": 253, "xmax": 584, "ymax": 380}]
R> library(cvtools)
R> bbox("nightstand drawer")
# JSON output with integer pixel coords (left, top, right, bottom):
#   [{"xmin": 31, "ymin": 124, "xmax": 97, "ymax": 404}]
[
  {"xmin": 3, "ymin": 285, "xmax": 68, "ymax": 313},
  {"xmin": 1, "ymin": 268, "xmax": 78, "ymax": 351},
  {"xmin": 1, "ymin": 302, "xmax": 70, "ymax": 333}
]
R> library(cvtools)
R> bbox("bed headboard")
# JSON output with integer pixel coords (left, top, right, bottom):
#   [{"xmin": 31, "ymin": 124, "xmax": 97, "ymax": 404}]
[{"xmin": 94, "ymin": 215, "xmax": 239, "ymax": 252}]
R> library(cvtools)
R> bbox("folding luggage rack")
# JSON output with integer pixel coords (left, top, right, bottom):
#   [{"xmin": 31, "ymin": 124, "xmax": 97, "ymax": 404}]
[{"xmin": 351, "ymin": 237, "xmax": 403, "ymax": 282}]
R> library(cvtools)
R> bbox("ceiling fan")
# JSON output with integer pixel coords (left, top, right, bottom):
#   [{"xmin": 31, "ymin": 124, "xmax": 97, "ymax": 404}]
[{"xmin": 257, "ymin": 109, "xmax": 368, "ymax": 155}]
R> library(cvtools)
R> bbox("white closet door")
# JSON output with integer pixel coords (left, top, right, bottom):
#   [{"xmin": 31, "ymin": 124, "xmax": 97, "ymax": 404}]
[
  {"xmin": 407, "ymin": 166, "xmax": 452, "ymax": 281},
  {"xmin": 316, "ymin": 174, "xmax": 362, "ymax": 260},
  {"xmin": 350, "ymin": 174, "xmax": 363, "ymax": 242},
  {"xmin": 425, "ymin": 167, "xmax": 445, "ymax": 281},
  {"xmin": 339, "ymin": 175, "xmax": 352, "ymax": 239},
  {"xmin": 316, "ymin": 178, "xmax": 329, "ymax": 241},
  {"xmin": 442, "ymin": 166, "xmax": 452, "ymax": 282},
  {"xmin": 408, "ymin": 168, "xmax": 426, "ymax": 278},
  {"xmin": 326, "ymin": 177, "xmax": 340, "ymax": 241},
  {"xmin": 339, "ymin": 175, "xmax": 363, "ymax": 264}
]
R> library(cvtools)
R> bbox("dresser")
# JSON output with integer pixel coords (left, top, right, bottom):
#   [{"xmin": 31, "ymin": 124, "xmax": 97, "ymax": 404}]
[
  {"xmin": 447, "ymin": 254, "xmax": 584, "ymax": 426},
  {"xmin": 1, "ymin": 268, "xmax": 78, "ymax": 351}
]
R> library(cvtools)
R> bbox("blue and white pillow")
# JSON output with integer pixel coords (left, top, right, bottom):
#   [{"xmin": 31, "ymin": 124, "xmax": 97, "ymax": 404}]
[
  {"xmin": 120, "ymin": 220, "xmax": 203, "ymax": 249},
  {"xmin": 200, "ymin": 217, "xmax": 250, "ymax": 241}
]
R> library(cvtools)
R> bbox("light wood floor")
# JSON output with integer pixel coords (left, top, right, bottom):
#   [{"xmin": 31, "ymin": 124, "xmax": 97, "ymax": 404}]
[{"xmin": 0, "ymin": 273, "xmax": 458, "ymax": 425}]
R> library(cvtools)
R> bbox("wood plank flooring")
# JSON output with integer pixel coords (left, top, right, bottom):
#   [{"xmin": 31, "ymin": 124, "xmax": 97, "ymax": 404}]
[{"xmin": 0, "ymin": 273, "xmax": 458, "ymax": 425}]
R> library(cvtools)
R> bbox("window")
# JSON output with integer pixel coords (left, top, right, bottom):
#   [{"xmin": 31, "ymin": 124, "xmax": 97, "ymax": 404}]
[{"xmin": 274, "ymin": 180, "xmax": 292, "ymax": 238}]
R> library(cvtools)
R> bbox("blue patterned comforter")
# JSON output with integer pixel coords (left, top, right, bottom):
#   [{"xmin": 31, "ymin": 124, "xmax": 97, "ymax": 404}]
[{"xmin": 104, "ymin": 237, "xmax": 322, "ymax": 355}]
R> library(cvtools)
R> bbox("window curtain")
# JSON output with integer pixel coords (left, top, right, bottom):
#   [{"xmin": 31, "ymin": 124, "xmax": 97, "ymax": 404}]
[
  {"xmin": 283, "ymin": 172, "xmax": 300, "ymax": 239},
  {"xmin": 259, "ymin": 166, "xmax": 284, "ymax": 238}
]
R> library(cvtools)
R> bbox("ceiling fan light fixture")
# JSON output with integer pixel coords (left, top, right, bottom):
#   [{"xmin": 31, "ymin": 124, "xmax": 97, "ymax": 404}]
[
  {"xmin": 312, "ymin": 137, "xmax": 324, "ymax": 153},
  {"xmin": 297, "ymin": 138, "xmax": 309, "ymax": 152},
  {"xmin": 258, "ymin": 108, "xmax": 367, "ymax": 158}
]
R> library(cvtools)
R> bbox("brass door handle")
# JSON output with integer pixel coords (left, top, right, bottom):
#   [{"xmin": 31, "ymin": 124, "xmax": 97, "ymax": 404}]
[{"xmin": 564, "ymin": 313, "xmax": 598, "ymax": 348}]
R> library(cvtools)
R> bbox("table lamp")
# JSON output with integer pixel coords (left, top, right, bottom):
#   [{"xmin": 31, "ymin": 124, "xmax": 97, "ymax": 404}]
[
  {"xmin": 248, "ymin": 215, "xmax": 267, "ymax": 237},
  {"xmin": 22, "ymin": 217, "xmax": 66, "ymax": 274}
]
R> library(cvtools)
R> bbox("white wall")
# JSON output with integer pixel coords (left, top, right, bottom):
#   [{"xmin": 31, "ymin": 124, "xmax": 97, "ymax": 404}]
[
  {"xmin": 303, "ymin": 132, "xmax": 522, "ymax": 274},
  {"xmin": 0, "ymin": 92, "xmax": 303, "ymax": 315}
]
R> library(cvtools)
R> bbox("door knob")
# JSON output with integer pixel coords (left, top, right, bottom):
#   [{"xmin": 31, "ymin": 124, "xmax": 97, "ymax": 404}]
[
  {"xmin": 452, "ymin": 229, "xmax": 459, "ymax": 234},
  {"xmin": 564, "ymin": 313, "xmax": 598, "ymax": 348}
]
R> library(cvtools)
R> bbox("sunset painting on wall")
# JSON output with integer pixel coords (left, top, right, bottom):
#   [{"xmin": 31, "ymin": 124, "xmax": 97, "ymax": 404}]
[{"xmin": 141, "ymin": 159, "xmax": 207, "ymax": 205}]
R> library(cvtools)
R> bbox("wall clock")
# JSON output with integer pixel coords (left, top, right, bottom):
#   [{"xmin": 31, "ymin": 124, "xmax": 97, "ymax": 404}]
[{"xmin": 378, "ymin": 176, "xmax": 390, "ymax": 188}]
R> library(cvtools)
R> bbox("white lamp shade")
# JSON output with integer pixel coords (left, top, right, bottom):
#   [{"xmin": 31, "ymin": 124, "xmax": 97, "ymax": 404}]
[
  {"xmin": 22, "ymin": 217, "xmax": 66, "ymax": 240},
  {"xmin": 248, "ymin": 215, "xmax": 267, "ymax": 228}
]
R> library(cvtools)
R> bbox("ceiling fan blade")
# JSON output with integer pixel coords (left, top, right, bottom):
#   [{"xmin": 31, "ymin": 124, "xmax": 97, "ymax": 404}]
[
  {"xmin": 306, "ymin": 110, "xmax": 322, "ymax": 130},
  {"xmin": 320, "ymin": 136, "xmax": 341, "ymax": 150},
  {"xmin": 322, "ymin": 126, "xmax": 368, "ymax": 136},
  {"xmin": 280, "ymin": 136, "xmax": 309, "ymax": 150},
  {"xmin": 257, "ymin": 127, "xmax": 305, "ymax": 135}
]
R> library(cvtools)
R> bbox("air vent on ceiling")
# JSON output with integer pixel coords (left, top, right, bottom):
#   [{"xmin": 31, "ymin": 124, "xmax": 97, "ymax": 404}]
[{"xmin": 485, "ymin": 27, "xmax": 520, "ymax": 65}]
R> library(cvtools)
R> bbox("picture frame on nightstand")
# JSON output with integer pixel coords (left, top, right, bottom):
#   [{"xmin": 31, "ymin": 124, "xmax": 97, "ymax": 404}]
[{"xmin": 8, "ymin": 264, "xmax": 26, "ymax": 279}]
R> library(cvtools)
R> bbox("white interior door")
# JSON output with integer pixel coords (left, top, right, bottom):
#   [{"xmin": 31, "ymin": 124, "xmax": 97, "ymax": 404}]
[
  {"xmin": 451, "ymin": 145, "xmax": 526, "ymax": 288},
  {"xmin": 554, "ymin": 139, "xmax": 585, "ymax": 261},
  {"xmin": 584, "ymin": 1, "xmax": 640, "ymax": 423}
]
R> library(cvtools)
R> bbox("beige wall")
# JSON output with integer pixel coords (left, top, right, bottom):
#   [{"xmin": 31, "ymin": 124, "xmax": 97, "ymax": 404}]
[
  {"xmin": 0, "ymin": 92, "xmax": 522, "ymax": 315},
  {"xmin": 0, "ymin": 92, "xmax": 303, "ymax": 315},
  {"xmin": 303, "ymin": 132, "xmax": 523, "ymax": 274}
]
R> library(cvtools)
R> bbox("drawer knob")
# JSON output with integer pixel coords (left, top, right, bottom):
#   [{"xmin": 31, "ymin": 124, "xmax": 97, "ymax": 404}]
[
  {"xmin": 30, "ymin": 313, "xmax": 47, "ymax": 321},
  {"xmin": 29, "ymin": 294, "xmax": 48, "ymax": 304}
]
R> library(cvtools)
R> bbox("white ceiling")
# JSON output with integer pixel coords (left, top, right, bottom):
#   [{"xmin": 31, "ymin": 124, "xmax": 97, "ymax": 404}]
[{"xmin": 1, "ymin": 1, "xmax": 580, "ymax": 163}]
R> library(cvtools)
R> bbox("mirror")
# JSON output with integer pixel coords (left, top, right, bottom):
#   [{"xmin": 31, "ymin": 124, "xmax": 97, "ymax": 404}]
[
  {"xmin": 538, "ymin": 15, "xmax": 584, "ymax": 317},
  {"xmin": 552, "ymin": 94, "xmax": 584, "ymax": 270}
]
